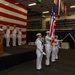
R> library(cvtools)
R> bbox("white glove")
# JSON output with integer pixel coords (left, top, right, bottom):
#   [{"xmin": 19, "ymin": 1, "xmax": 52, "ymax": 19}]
[{"xmin": 43, "ymin": 52, "xmax": 46, "ymax": 55}]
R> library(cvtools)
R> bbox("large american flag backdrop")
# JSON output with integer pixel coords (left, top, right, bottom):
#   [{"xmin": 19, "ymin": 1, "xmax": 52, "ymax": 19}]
[{"xmin": 0, "ymin": 0, "xmax": 27, "ymax": 45}]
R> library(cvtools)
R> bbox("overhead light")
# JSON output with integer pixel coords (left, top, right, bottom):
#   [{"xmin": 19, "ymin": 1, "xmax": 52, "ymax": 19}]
[
  {"xmin": 70, "ymin": 5, "xmax": 75, "ymax": 8},
  {"xmin": 42, "ymin": 11, "xmax": 49, "ymax": 14},
  {"xmin": 28, "ymin": 3, "xmax": 36, "ymax": 6}
]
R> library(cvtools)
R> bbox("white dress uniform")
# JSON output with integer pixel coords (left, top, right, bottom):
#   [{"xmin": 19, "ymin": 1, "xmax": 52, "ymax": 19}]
[
  {"xmin": 6, "ymin": 29, "xmax": 10, "ymax": 47},
  {"xmin": 51, "ymin": 38, "xmax": 62, "ymax": 62},
  {"xmin": 54, "ymin": 39, "xmax": 59, "ymax": 59},
  {"xmin": 35, "ymin": 33, "xmax": 46, "ymax": 70},
  {"xmin": 45, "ymin": 35, "xmax": 51, "ymax": 65},
  {"xmin": 51, "ymin": 42, "xmax": 56, "ymax": 62},
  {"xmin": 12, "ymin": 29, "xmax": 17, "ymax": 46},
  {"xmin": 17, "ymin": 31, "xmax": 22, "ymax": 46},
  {"xmin": 55, "ymin": 39, "xmax": 62, "ymax": 59}
]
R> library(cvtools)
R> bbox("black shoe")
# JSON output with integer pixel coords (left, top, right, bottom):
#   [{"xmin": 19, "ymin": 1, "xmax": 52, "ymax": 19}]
[
  {"xmin": 45, "ymin": 65, "xmax": 50, "ymax": 67},
  {"xmin": 36, "ymin": 69, "xmax": 41, "ymax": 74}
]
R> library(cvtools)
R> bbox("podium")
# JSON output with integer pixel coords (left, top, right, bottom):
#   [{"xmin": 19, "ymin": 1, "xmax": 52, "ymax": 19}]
[{"xmin": 0, "ymin": 30, "xmax": 4, "ymax": 53}]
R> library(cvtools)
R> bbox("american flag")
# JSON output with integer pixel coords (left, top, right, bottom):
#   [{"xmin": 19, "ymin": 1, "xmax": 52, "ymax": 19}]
[
  {"xmin": 49, "ymin": 0, "xmax": 56, "ymax": 46},
  {"xmin": 0, "ymin": 0, "xmax": 27, "ymax": 45}
]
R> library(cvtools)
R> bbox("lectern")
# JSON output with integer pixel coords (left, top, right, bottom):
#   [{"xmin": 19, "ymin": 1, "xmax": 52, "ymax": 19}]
[{"xmin": 0, "ymin": 30, "xmax": 4, "ymax": 53}]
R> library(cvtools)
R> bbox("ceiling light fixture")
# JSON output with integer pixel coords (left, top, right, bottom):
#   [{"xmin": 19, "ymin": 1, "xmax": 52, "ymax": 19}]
[
  {"xmin": 28, "ymin": 3, "xmax": 36, "ymax": 6},
  {"xmin": 42, "ymin": 11, "xmax": 49, "ymax": 14},
  {"xmin": 70, "ymin": 5, "xmax": 75, "ymax": 8}
]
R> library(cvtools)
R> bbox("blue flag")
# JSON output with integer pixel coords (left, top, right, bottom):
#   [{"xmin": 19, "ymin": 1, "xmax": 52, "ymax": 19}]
[{"xmin": 70, "ymin": 29, "xmax": 75, "ymax": 41}]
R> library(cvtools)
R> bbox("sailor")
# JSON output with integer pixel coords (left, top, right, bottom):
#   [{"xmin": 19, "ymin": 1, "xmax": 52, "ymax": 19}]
[
  {"xmin": 45, "ymin": 31, "xmax": 52, "ymax": 66},
  {"xmin": 35, "ymin": 33, "xmax": 46, "ymax": 71},
  {"xmin": 5, "ymin": 25, "xmax": 10, "ymax": 47},
  {"xmin": 51, "ymin": 35, "xmax": 62, "ymax": 62},
  {"xmin": 12, "ymin": 25, "xmax": 17, "ymax": 46},
  {"xmin": 55, "ymin": 35, "xmax": 62, "ymax": 60},
  {"xmin": 17, "ymin": 29, "xmax": 22, "ymax": 46}
]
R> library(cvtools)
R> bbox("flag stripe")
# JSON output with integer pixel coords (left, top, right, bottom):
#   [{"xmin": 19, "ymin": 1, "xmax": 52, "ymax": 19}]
[
  {"xmin": 0, "ymin": 3, "xmax": 27, "ymax": 16},
  {"xmin": 0, "ymin": 8, "xmax": 27, "ymax": 19},
  {"xmin": 22, "ymin": 32, "xmax": 26, "ymax": 35},
  {"xmin": 5, "ymin": 0, "xmax": 27, "ymax": 10},
  {"xmin": 0, "ymin": 0, "xmax": 27, "ymax": 13},
  {"xmin": 0, "ymin": 16, "xmax": 26, "ymax": 25},
  {"xmin": 0, "ymin": 21, "xmax": 26, "ymax": 28},
  {"xmin": 22, "ymin": 38, "xmax": 26, "ymax": 41},
  {"xmin": 0, "ymin": 12, "xmax": 27, "ymax": 22}
]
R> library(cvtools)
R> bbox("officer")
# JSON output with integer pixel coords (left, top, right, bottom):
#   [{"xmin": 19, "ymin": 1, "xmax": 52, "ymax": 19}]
[
  {"xmin": 5, "ymin": 25, "xmax": 10, "ymax": 47},
  {"xmin": 55, "ymin": 35, "xmax": 62, "ymax": 60},
  {"xmin": 35, "ymin": 33, "xmax": 46, "ymax": 71},
  {"xmin": 12, "ymin": 25, "xmax": 17, "ymax": 46},
  {"xmin": 45, "ymin": 31, "xmax": 52, "ymax": 66},
  {"xmin": 17, "ymin": 29, "xmax": 22, "ymax": 46},
  {"xmin": 51, "ymin": 35, "xmax": 62, "ymax": 62}
]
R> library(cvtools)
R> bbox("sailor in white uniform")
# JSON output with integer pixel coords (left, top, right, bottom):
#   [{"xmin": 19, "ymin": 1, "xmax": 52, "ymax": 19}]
[
  {"xmin": 17, "ymin": 29, "xmax": 22, "ymax": 46},
  {"xmin": 5, "ymin": 26, "xmax": 10, "ymax": 47},
  {"xmin": 45, "ymin": 31, "xmax": 52, "ymax": 66},
  {"xmin": 51, "ymin": 36, "xmax": 56, "ymax": 62},
  {"xmin": 12, "ymin": 25, "xmax": 17, "ymax": 46},
  {"xmin": 51, "ymin": 35, "xmax": 62, "ymax": 62},
  {"xmin": 35, "ymin": 33, "xmax": 46, "ymax": 71},
  {"xmin": 55, "ymin": 35, "xmax": 62, "ymax": 60}
]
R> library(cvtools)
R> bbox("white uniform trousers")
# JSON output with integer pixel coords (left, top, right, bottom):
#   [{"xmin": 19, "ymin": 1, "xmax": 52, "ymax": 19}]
[
  {"xmin": 51, "ymin": 46, "xmax": 56, "ymax": 62},
  {"xmin": 45, "ymin": 44, "xmax": 51, "ymax": 65},
  {"xmin": 6, "ymin": 35, "xmax": 10, "ymax": 47},
  {"xmin": 36, "ymin": 49, "xmax": 43, "ymax": 70},
  {"xmin": 18, "ymin": 36, "xmax": 22, "ymax": 46},
  {"xmin": 55, "ymin": 45, "xmax": 59, "ymax": 59},
  {"xmin": 12, "ymin": 35, "xmax": 16, "ymax": 46}
]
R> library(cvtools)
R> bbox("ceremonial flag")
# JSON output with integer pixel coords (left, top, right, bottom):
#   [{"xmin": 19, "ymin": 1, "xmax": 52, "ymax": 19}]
[
  {"xmin": 54, "ymin": 0, "xmax": 58, "ymax": 5},
  {"xmin": 49, "ymin": 0, "xmax": 56, "ymax": 46},
  {"xmin": 64, "ymin": 4, "xmax": 67, "ymax": 16}
]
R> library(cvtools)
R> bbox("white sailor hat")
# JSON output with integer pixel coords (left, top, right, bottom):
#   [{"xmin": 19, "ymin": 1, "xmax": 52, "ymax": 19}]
[
  {"xmin": 36, "ymin": 33, "xmax": 41, "ymax": 36},
  {"xmin": 46, "ymin": 31, "xmax": 50, "ymax": 34}
]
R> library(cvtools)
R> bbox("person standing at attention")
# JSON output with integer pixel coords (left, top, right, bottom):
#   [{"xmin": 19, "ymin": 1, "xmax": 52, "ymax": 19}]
[
  {"xmin": 45, "ymin": 31, "xmax": 52, "ymax": 66},
  {"xmin": 17, "ymin": 29, "xmax": 22, "ymax": 46},
  {"xmin": 5, "ymin": 25, "xmax": 10, "ymax": 47},
  {"xmin": 12, "ymin": 25, "xmax": 17, "ymax": 46},
  {"xmin": 35, "ymin": 33, "xmax": 46, "ymax": 71}
]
